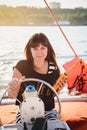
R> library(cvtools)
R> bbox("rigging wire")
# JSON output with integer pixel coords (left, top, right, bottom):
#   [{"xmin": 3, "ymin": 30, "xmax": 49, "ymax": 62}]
[{"xmin": 44, "ymin": 0, "xmax": 77, "ymax": 56}]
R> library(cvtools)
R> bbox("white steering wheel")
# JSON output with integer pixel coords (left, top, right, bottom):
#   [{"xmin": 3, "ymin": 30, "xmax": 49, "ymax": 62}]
[{"xmin": 0, "ymin": 78, "xmax": 61, "ymax": 123}]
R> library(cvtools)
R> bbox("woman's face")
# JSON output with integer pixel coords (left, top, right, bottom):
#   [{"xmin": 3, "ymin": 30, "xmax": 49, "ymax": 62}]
[{"xmin": 31, "ymin": 43, "xmax": 48, "ymax": 63}]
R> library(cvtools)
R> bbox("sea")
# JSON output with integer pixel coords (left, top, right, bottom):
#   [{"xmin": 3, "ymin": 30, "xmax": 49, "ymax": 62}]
[{"xmin": 0, "ymin": 26, "xmax": 87, "ymax": 95}]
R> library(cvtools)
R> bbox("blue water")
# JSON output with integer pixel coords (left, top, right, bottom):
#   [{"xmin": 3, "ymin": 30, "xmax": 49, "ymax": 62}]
[{"xmin": 0, "ymin": 26, "xmax": 87, "ymax": 82}]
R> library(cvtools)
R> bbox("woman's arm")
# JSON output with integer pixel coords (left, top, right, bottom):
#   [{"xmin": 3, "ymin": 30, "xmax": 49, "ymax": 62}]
[{"xmin": 8, "ymin": 68, "xmax": 25, "ymax": 99}]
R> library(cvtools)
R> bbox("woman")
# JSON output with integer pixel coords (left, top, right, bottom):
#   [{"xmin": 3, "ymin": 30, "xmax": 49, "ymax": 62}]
[{"xmin": 8, "ymin": 32, "xmax": 66, "ymax": 123}]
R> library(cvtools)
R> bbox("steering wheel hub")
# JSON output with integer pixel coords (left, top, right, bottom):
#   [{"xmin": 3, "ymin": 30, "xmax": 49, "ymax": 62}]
[{"xmin": 20, "ymin": 94, "xmax": 45, "ymax": 124}]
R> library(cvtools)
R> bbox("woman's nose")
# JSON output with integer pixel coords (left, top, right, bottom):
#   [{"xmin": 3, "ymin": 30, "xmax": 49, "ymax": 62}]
[{"xmin": 36, "ymin": 49, "xmax": 42, "ymax": 55}]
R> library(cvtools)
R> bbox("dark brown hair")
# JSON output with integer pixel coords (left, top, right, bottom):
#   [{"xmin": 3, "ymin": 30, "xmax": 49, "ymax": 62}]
[{"xmin": 24, "ymin": 32, "xmax": 60, "ymax": 72}]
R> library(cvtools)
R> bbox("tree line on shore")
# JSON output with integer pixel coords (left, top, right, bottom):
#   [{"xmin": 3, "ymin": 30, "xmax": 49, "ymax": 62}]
[{"xmin": 0, "ymin": 5, "xmax": 87, "ymax": 26}]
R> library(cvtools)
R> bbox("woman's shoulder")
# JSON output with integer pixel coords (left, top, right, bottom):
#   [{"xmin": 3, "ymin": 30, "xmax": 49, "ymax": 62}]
[
  {"xmin": 14, "ymin": 60, "xmax": 31, "ymax": 75},
  {"xmin": 48, "ymin": 62, "xmax": 57, "ymax": 74},
  {"xmin": 15, "ymin": 59, "xmax": 29, "ymax": 70},
  {"xmin": 16, "ymin": 59, "xmax": 29, "ymax": 66},
  {"xmin": 49, "ymin": 62, "xmax": 56, "ymax": 69}
]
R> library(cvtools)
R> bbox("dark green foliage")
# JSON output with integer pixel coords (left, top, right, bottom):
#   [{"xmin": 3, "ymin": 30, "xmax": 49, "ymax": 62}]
[{"xmin": 0, "ymin": 6, "xmax": 87, "ymax": 26}]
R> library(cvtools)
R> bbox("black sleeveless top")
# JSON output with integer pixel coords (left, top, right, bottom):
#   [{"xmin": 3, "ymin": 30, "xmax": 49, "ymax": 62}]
[{"xmin": 14, "ymin": 60, "xmax": 60, "ymax": 111}]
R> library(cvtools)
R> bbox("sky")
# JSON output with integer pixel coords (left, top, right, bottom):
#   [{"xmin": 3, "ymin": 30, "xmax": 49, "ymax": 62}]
[{"xmin": 0, "ymin": 0, "xmax": 87, "ymax": 9}]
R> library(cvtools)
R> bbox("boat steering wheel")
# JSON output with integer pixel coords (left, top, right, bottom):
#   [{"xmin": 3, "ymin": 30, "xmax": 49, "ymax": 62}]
[{"xmin": 0, "ymin": 78, "xmax": 61, "ymax": 124}]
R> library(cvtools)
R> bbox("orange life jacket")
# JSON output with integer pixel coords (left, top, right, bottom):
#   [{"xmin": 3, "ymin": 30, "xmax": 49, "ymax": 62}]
[{"xmin": 63, "ymin": 56, "xmax": 87, "ymax": 94}]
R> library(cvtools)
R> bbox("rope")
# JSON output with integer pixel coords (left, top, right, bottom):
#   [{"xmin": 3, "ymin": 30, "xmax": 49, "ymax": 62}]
[{"xmin": 44, "ymin": 0, "xmax": 77, "ymax": 56}]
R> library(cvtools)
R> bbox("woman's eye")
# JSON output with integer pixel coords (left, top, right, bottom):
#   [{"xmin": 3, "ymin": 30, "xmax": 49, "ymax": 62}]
[
  {"xmin": 41, "ymin": 47, "xmax": 46, "ymax": 50},
  {"xmin": 33, "ymin": 48, "xmax": 37, "ymax": 50},
  {"xmin": 41, "ymin": 47, "xmax": 45, "ymax": 50}
]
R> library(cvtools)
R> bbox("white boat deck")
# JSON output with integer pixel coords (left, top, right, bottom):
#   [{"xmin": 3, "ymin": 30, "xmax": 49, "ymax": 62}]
[{"xmin": 58, "ymin": 93, "xmax": 87, "ymax": 102}]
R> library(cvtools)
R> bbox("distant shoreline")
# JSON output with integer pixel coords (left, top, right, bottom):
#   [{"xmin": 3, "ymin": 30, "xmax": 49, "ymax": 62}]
[{"xmin": 0, "ymin": 6, "xmax": 86, "ymax": 26}]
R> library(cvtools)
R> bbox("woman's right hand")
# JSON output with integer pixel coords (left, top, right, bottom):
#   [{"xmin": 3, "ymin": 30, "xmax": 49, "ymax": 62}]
[{"xmin": 8, "ymin": 76, "xmax": 25, "ymax": 99}]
